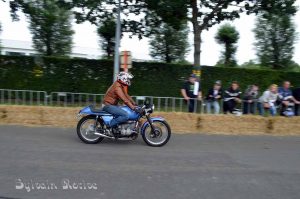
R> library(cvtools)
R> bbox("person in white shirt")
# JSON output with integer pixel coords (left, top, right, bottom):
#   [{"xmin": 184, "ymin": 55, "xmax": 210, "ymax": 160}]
[{"xmin": 258, "ymin": 84, "xmax": 279, "ymax": 116}]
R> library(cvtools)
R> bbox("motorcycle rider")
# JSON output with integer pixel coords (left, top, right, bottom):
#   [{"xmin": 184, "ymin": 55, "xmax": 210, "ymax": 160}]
[{"xmin": 102, "ymin": 72, "xmax": 140, "ymax": 129}]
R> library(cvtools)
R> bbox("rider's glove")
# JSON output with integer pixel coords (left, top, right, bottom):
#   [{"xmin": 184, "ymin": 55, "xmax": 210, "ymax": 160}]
[{"xmin": 134, "ymin": 106, "xmax": 143, "ymax": 114}]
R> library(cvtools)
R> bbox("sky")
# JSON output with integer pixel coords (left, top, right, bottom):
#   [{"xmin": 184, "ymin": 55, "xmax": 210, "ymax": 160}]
[{"xmin": 0, "ymin": 1, "xmax": 300, "ymax": 65}]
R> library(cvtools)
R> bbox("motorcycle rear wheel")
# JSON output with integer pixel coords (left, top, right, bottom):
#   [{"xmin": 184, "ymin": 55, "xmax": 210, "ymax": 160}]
[{"xmin": 77, "ymin": 115, "xmax": 104, "ymax": 144}]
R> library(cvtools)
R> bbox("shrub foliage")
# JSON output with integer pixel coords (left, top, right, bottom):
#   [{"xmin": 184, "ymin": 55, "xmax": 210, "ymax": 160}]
[{"xmin": 1, "ymin": 55, "xmax": 300, "ymax": 97}]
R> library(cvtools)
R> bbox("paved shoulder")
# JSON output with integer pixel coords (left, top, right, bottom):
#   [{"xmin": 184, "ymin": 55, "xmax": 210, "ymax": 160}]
[{"xmin": 0, "ymin": 125, "xmax": 300, "ymax": 199}]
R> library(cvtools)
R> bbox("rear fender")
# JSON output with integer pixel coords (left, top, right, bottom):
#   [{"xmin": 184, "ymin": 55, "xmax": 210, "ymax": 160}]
[{"xmin": 79, "ymin": 106, "xmax": 94, "ymax": 115}]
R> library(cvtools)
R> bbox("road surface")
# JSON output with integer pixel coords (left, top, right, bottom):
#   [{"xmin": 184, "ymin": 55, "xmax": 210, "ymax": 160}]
[{"xmin": 0, "ymin": 125, "xmax": 300, "ymax": 199}]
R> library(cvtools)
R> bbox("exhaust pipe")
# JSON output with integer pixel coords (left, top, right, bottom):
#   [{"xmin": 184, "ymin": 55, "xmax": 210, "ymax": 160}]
[
  {"xmin": 94, "ymin": 132, "xmax": 114, "ymax": 139},
  {"xmin": 94, "ymin": 132, "xmax": 135, "ymax": 140}
]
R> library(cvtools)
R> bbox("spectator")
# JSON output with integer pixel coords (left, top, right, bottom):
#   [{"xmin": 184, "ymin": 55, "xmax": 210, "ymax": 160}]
[
  {"xmin": 206, "ymin": 80, "xmax": 222, "ymax": 114},
  {"xmin": 293, "ymin": 87, "xmax": 300, "ymax": 116},
  {"xmin": 243, "ymin": 85, "xmax": 259, "ymax": 114},
  {"xmin": 278, "ymin": 81, "xmax": 300, "ymax": 116},
  {"xmin": 258, "ymin": 84, "xmax": 279, "ymax": 116},
  {"xmin": 223, "ymin": 81, "xmax": 242, "ymax": 114},
  {"xmin": 181, "ymin": 74, "xmax": 202, "ymax": 113}
]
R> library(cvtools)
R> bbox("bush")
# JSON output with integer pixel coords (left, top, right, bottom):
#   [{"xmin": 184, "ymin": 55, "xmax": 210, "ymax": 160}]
[
  {"xmin": 1, "ymin": 55, "xmax": 300, "ymax": 97},
  {"xmin": 201, "ymin": 66, "xmax": 300, "ymax": 93}
]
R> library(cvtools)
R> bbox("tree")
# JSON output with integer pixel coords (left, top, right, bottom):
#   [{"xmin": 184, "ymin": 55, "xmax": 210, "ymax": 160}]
[
  {"xmin": 239, "ymin": 60, "xmax": 261, "ymax": 68},
  {"xmin": 68, "ymin": 0, "xmax": 153, "ymax": 38},
  {"xmin": 215, "ymin": 23, "xmax": 239, "ymax": 67},
  {"xmin": 66, "ymin": 0, "xmax": 257, "ymax": 66},
  {"xmin": 148, "ymin": 1, "xmax": 257, "ymax": 66},
  {"xmin": 10, "ymin": 0, "xmax": 74, "ymax": 56},
  {"xmin": 97, "ymin": 17, "xmax": 116, "ymax": 59},
  {"xmin": 254, "ymin": 0, "xmax": 297, "ymax": 69},
  {"xmin": 149, "ymin": 23, "xmax": 189, "ymax": 63}
]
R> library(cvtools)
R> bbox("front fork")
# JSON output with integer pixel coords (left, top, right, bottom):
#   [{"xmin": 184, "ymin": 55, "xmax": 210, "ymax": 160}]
[{"xmin": 145, "ymin": 115, "xmax": 158, "ymax": 136}]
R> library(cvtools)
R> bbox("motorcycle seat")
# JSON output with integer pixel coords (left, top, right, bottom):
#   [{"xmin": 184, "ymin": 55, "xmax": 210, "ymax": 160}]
[{"xmin": 89, "ymin": 105, "xmax": 111, "ymax": 115}]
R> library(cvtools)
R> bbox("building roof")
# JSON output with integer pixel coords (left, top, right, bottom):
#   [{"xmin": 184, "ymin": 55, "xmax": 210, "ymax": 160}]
[{"xmin": 1, "ymin": 39, "xmax": 101, "ymax": 59}]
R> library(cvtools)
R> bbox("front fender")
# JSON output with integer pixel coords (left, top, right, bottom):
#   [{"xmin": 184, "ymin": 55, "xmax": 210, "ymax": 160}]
[{"xmin": 140, "ymin": 117, "xmax": 165, "ymax": 135}]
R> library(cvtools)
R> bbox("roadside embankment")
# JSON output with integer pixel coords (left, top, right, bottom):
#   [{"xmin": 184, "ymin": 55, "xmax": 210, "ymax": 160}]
[{"xmin": 0, "ymin": 105, "xmax": 300, "ymax": 135}]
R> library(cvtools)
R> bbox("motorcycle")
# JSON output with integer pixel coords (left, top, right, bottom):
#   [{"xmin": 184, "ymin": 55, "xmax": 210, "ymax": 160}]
[{"xmin": 76, "ymin": 102, "xmax": 171, "ymax": 147}]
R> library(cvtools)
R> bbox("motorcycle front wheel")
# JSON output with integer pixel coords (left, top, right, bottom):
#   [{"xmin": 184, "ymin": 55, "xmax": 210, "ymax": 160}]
[
  {"xmin": 77, "ymin": 115, "xmax": 104, "ymax": 144},
  {"xmin": 142, "ymin": 120, "xmax": 171, "ymax": 147}
]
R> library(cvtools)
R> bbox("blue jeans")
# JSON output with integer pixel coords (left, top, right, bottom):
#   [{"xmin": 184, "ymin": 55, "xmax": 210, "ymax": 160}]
[
  {"xmin": 258, "ymin": 103, "xmax": 276, "ymax": 116},
  {"xmin": 206, "ymin": 101, "xmax": 220, "ymax": 114},
  {"xmin": 103, "ymin": 105, "xmax": 129, "ymax": 127}
]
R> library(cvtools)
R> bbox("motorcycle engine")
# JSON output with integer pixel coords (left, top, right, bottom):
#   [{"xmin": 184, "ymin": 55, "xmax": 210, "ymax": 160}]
[{"xmin": 118, "ymin": 121, "xmax": 136, "ymax": 136}]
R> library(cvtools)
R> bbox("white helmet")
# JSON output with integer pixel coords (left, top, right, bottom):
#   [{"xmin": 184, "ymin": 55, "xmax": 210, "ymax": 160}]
[{"xmin": 117, "ymin": 72, "xmax": 134, "ymax": 86}]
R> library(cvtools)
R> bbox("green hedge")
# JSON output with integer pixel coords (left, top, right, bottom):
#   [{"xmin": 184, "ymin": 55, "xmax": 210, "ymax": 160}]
[
  {"xmin": 1, "ymin": 55, "xmax": 300, "ymax": 97},
  {"xmin": 201, "ymin": 67, "xmax": 300, "ymax": 94}
]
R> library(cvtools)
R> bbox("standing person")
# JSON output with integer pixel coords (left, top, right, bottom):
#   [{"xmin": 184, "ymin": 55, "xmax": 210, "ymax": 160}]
[
  {"xmin": 258, "ymin": 84, "xmax": 279, "ymax": 116},
  {"xmin": 181, "ymin": 74, "xmax": 202, "ymax": 113},
  {"xmin": 243, "ymin": 84, "xmax": 259, "ymax": 114},
  {"xmin": 293, "ymin": 87, "xmax": 300, "ymax": 116},
  {"xmin": 278, "ymin": 81, "xmax": 300, "ymax": 116},
  {"xmin": 206, "ymin": 80, "xmax": 222, "ymax": 114},
  {"xmin": 223, "ymin": 81, "xmax": 242, "ymax": 114}
]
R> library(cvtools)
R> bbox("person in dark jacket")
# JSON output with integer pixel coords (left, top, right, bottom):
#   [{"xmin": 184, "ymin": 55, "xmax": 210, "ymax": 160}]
[
  {"xmin": 223, "ymin": 81, "xmax": 242, "ymax": 114},
  {"xmin": 206, "ymin": 80, "xmax": 222, "ymax": 114},
  {"xmin": 181, "ymin": 74, "xmax": 202, "ymax": 113},
  {"xmin": 278, "ymin": 81, "xmax": 300, "ymax": 116},
  {"xmin": 293, "ymin": 87, "xmax": 300, "ymax": 116},
  {"xmin": 243, "ymin": 84, "xmax": 259, "ymax": 114}
]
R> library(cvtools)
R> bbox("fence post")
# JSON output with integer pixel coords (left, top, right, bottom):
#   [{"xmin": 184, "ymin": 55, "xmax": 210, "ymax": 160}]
[
  {"xmin": 8, "ymin": 90, "xmax": 11, "ymax": 105},
  {"xmin": 157, "ymin": 98, "xmax": 161, "ymax": 112},
  {"xmin": 37, "ymin": 91, "xmax": 40, "ymax": 105},
  {"xmin": 64, "ymin": 94, "xmax": 67, "ymax": 107},
  {"xmin": 79, "ymin": 94, "xmax": 82, "ymax": 106},
  {"xmin": 30, "ymin": 91, "xmax": 33, "ymax": 105},
  {"xmin": 44, "ymin": 92, "xmax": 48, "ymax": 106},
  {"xmin": 180, "ymin": 98, "xmax": 183, "ymax": 112},
  {"xmin": 165, "ymin": 98, "xmax": 168, "ymax": 112},
  {"xmin": 172, "ymin": 98, "xmax": 175, "ymax": 112},
  {"xmin": 1, "ymin": 90, "xmax": 3, "ymax": 104},
  {"xmin": 15, "ymin": 90, "xmax": 18, "ymax": 105},
  {"xmin": 93, "ymin": 95, "xmax": 96, "ymax": 105}
]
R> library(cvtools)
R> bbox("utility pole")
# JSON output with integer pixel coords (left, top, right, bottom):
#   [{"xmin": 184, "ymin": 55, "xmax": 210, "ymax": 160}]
[{"xmin": 113, "ymin": 0, "xmax": 121, "ymax": 82}]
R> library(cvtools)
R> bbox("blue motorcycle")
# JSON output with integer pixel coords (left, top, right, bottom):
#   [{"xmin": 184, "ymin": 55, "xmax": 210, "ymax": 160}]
[{"xmin": 76, "ymin": 102, "xmax": 171, "ymax": 147}]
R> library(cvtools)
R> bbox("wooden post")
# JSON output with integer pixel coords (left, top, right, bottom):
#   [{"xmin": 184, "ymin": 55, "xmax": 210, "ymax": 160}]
[{"xmin": 120, "ymin": 51, "xmax": 132, "ymax": 93}]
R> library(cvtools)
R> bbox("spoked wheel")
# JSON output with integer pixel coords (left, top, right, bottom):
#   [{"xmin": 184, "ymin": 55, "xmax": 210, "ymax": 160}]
[
  {"xmin": 142, "ymin": 120, "xmax": 171, "ymax": 147},
  {"xmin": 77, "ymin": 115, "xmax": 104, "ymax": 144}
]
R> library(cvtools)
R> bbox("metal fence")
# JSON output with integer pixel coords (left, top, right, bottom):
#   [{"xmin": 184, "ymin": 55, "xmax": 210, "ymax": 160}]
[
  {"xmin": 0, "ymin": 89, "xmax": 48, "ymax": 106},
  {"xmin": 0, "ymin": 89, "xmax": 299, "ymax": 116},
  {"xmin": 0, "ymin": 89, "xmax": 204, "ymax": 113},
  {"xmin": 49, "ymin": 92, "xmax": 105, "ymax": 107},
  {"xmin": 49, "ymin": 94, "xmax": 206, "ymax": 113}
]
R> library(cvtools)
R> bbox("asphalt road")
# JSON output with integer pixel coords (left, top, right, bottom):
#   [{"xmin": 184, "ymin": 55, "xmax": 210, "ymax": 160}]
[{"xmin": 0, "ymin": 125, "xmax": 300, "ymax": 199}]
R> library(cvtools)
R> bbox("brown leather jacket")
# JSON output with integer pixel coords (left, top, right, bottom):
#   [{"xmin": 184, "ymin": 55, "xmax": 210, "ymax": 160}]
[{"xmin": 103, "ymin": 81, "xmax": 136, "ymax": 109}]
